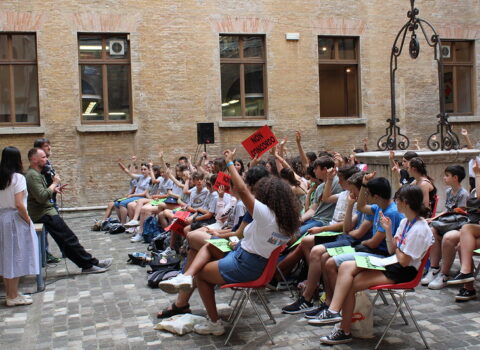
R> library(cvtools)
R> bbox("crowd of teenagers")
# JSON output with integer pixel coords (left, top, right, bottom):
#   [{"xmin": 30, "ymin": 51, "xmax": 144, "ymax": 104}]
[{"xmin": 1, "ymin": 129, "xmax": 480, "ymax": 345}]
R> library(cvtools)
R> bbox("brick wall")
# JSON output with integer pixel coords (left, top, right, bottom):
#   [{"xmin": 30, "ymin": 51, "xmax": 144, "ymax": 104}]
[{"xmin": 0, "ymin": 0, "xmax": 479, "ymax": 207}]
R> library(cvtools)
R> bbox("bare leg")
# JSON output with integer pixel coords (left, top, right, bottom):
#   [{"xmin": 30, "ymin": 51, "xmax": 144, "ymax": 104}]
[
  {"xmin": 302, "ymin": 245, "xmax": 327, "ymax": 301},
  {"xmin": 132, "ymin": 198, "xmax": 151, "ymax": 221},
  {"xmin": 102, "ymin": 201, "xmax": 115, "ymax": 221},
  {"xmin": 430, "ymin": 227, "xmax": 442, "ymax": 267},
  {"xmin": 184, "ymin": 244, "xmax": 224, "ymax": 277},
  {"xmin": 459, "ymin": 224, "xmax": 480, "ymax": 273},
  {"xmin": 300, "ymin": 235, "xmax": 316, "ymax": 265},
  {"xmin": 441, "ymin": 230, "xmax": 460, "ymax": 275},
  {"xmin": 196, "ymin": 261, "xmax": 227, "ymax": 321},
  {"xmin": 119, "ymin": 206, "xmax": 128, "ymax": 224},
  {"xmin": 276, "ymin": 246, "xmax": 303, "ymax": 278},
  {"xmin": 325, "ymin": 257, "xmax": 339, "ymax": 305},
  {"xmin": 127, "ymin": 201, "xmax": 137, "ymax": 220},
  {"xmin": 137, "ymin": 204, "xmax": 159, "ymax": 233},
  {"xmin": 3, "ymin": 277, "xmax": 20, "ymax": 299}
]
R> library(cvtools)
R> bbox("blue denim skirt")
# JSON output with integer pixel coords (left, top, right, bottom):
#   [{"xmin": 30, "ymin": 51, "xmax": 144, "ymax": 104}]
[{"xmin": 218, "ymin": 245, "xmax": 268, "ymax": 284}]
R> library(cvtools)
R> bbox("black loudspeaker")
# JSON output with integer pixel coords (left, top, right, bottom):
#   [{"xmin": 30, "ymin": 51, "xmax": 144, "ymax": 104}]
[{"xmin": 197, "ymin": 123, "xmax": 215, "ymax": 144}]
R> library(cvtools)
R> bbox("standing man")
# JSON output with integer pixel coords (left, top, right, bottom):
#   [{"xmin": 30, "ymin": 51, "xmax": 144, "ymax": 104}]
[
  {"xmin": 26, "ymin": 148, "xmax": 112, "ymax": 274},
  {"xmin": 33, "ymin": 138, "xmax": 61, "ymax": 264}
]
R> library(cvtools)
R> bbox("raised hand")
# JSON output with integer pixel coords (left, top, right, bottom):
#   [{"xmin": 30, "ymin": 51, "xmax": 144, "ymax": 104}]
[
  {"xmin": 461, "ymin": 128, "xmax": 468, "ymax": 136},
  {"xmin": 363, "ymin": 171, "xmax": 376, "ymax": 185},
  {"xmin": 326, "ymin": 167, "xmax": 337, "ymax": 180},
  {"xmin": 379, "ymin": 212, "xmax": 392, "ymax": 231},
  {"xmin": 295, "ymin": 131, "xmax": 301, "ymax": 143},
  {"xmin": 473, "ymin": 159, "xmax": 480, "ymax": 176},
  {"xmin": 223, "ymin": 149, "xmax": 236, "ymax": 163}
]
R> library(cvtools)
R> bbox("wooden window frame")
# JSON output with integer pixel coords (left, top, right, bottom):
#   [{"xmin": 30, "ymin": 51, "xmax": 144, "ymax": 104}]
[
  {"xmin": 318, "ymin": 36, "xmax": 360, "ymax": 118},
  {"xmin": 442, "ymin": 40, "xmax": 475, "ymax": 115},
  {"xmin": 220, "ymin": 35, "xmax": 267, "ymax": 120},
  {"xmin": 0, "ymin": 32, "xmax": 40, "ymax": 126},
  {"xmin": 78, "ymin": 33, "xmax": 132, "ymax": 124}
]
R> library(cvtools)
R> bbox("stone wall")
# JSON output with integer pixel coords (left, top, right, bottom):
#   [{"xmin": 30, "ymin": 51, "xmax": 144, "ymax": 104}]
[{"xmin": 0, "ymin": 0, "xmax": 479, "ymax": 207}]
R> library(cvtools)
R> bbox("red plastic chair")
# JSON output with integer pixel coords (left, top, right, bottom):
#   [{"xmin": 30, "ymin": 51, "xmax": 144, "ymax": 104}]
[
  {"xmin": 220, "ymin": 244, "xmax": 286, "ymax": 345},
  {"xmin": 369, "ymin": 249, "xmax": 431, "ymax": 350}
]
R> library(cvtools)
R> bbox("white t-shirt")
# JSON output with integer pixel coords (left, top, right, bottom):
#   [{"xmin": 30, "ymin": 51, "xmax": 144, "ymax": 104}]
[
  {"xmin": 240, "ymin": 199, "xmax": 290, "ymax": 259},
  {"xmin": 204, "ymin": 191, "xmax": 219, "ymax": 214},
  {"xmin": 330, "ymin": 190, "xmax": 351, "ymax": 225},
  {"xmin": 157, "ymin": 176, "xmax": 173, "ymax": 195},
  {"xmin": 469, "ymin": 157, "xmax": 480, "ymax": 178},
  {"xmin": 0, "ymin": 173, "xmax": 27, "ymax": 209},
  {"xmin": 394, "ymin": 218, "xmax": 434, "ymax": 269},
  {"xmin": 187, "ymin": 186, "xmax": 209, "ymax": 209},
  {"xmin": 132, "ymin": 175, "xmax": 151, "ymax": 195},
  {"xmin": 215, "ymin": 193, "xmax": 234, "ymax": 222}
]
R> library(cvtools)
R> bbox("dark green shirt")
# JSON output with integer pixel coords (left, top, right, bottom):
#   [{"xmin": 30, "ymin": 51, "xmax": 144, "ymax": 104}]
[{"xmin": 25, "ymin": 167, "xmax": 57, "ymax": 221}]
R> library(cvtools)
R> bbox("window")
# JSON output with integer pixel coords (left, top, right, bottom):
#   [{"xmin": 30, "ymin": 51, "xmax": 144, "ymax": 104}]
[
  {"xmin": 442, "ymin": 40, "xmax": 474, "ymax": 115},
  {"xmin": 78, "ymin": 34, "xmax": 132, "ymax": 123},
  {"xmin": 0, "ymin": 33, "xmax": 40, "ymax": 126},
  {"xmin": 220, "ymin": 35, "xmax": 266, "ymax": 119},
  {"xmin": 318, "ymin": 36, "xmax": 359, "ymax": 118}
]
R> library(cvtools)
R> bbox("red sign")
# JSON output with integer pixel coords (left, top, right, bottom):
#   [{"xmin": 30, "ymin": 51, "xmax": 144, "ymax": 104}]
[
  {"xmin": 241, "ymin": 125, "xmax": 278, "ymax": 159},
  {"xmin": 165, "ymin": 210, "xmax": 191, "ymax": 234},
  {"xmin": 213, "ymin": 172, "xmax": 231, "ymax": 193}
]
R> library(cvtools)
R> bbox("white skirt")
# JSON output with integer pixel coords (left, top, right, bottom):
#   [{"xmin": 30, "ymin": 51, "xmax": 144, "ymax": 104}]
[{"xmin": 0, "ymin": 208, "xmax": 39, "ymax": 279}]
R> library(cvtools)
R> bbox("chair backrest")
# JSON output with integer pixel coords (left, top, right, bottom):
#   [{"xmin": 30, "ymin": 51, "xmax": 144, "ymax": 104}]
[{"xmin": 221, "ymin": 244, "xmax": 285, "ymax": 289}]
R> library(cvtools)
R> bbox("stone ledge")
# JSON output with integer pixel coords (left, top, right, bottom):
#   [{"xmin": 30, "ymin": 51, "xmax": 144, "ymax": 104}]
[
  {"xmin": 448, "ymin": 116, "xmax": 480, "ymax": 123},
  {"xmin": 76, "ymin": 124, "xmax": 138, "ymax": 133},
  {"xmin": 0, "ymin": 126, "xmax": 45, "ymax": 135},
  {"xmin": 218, "ymin": 120, "xmax": 274, "ymax": 128},
  {"xmin": 316, "ymin": 118, "xmax": 367, "ymax": 126}
]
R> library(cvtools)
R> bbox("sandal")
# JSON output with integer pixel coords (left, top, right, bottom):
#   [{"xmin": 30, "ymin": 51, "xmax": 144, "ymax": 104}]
[{"xmin": 156, "ymin": 302, "xmax": 191, "ymax": 319}]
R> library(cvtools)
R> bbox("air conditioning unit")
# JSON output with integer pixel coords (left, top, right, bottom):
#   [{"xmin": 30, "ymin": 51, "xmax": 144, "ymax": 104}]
[
  {"xmin": 441, "ymin": 45, "xmax": 451, "ymax": 59},
  {"xmin": 109, "ymin": 40, "xmax": 125, "ymax": 56}
]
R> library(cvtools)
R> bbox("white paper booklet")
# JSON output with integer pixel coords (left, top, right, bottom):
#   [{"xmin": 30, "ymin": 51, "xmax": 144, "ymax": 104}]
[{"xmin": 368, "ymin": 255, "xmax": 398, "ymax": 267}]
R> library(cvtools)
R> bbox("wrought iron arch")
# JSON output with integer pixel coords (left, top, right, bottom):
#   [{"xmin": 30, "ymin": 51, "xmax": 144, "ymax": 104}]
[{"xmin": 377, "ymin": 0, "xmax": 459, "ymax": 151}]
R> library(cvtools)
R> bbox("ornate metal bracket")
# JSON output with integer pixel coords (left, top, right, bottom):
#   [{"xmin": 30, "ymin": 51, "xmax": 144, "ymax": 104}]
[{"xmin": 377, "ymin": 0, "xmax": 459, "ymax": 151}]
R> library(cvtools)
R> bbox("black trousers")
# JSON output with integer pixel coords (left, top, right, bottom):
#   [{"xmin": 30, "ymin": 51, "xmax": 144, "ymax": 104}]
[{"xmin": 38, "ymin": 214, "xmax": 98, "ymax": 269}]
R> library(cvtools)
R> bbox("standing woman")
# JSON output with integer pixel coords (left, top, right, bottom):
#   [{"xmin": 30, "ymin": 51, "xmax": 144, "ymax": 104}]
[
  {"xmin": 407, "ymin": 157, "xmax": 437, "ymax": 212},
  {"xmin": 0, "ymin": 146, "xmax": 39, "ymax": 306}
]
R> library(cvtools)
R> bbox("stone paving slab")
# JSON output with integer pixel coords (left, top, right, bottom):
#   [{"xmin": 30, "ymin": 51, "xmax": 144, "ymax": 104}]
[{"xmin": 1, "ymin": 211, "xmax": 479, "ymax": 350}]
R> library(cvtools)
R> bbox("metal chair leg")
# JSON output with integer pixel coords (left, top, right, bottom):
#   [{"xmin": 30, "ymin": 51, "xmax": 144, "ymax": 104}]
[
  {"xmin": 249, "ymin": 290, "xmax": 275, "ymax": 345},
  {"xmin": 379, "ymin": 291, "xmax": 389, "ymax": 305},
  {"xmin": 403, "ymin": 296, "xmax": 430, "ymax": 349},
  {"xmin": 255, "ymin": 289, "xmax": 276, "ymax": 323},
  {"xmin": 229, "ymin": 289, "xmax": 238, "ymax": 305},
  {"xmin": 374, "ymin": 292, "xmax": 406, "ymax": 350},
  {"xmin": 276, "ymin": 266, "xmax": 295, "ymax": 298},
  {"xmin": 225, "ymin": 290, "xmax": 249, "ymax": 345},
  {"xmin": 228, "ymin": 290, "xmax": 246, "ymax": 322},
  {"xmin": 389, "ymin": 291, "xmax": 408, "ymax": 325}
]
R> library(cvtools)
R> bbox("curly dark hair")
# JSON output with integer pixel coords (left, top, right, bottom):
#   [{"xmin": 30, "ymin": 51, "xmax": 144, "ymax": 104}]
[{"xmin": 253, "ymin": 176, "xmax": 301, "ymax": 237}]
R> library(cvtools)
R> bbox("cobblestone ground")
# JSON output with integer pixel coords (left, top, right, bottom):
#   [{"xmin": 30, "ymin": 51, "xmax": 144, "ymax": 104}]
[{"xmin": 1, "ymin": 211, "xmax": 480, "ymax": 350}]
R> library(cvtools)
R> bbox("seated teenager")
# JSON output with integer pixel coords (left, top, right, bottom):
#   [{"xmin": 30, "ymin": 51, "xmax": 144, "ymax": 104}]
[
  {"xmin": 157, "ymin": 149, "xmax": 300, "ymax": 336},
  {"xmin": 422, "ymin": 165, "xmax": 469, "ymax": 289},
  {"xmin": 316, "ymin": 185, "xmax": 433, "ymax": 345},
  {"xmin": 447, "ymin": 160, "xmax": 480, "ymax": 301},
  {"xmin": 306, "ymin": 175, "xmax": 404, "ymax": 319},
  {"xmin": 298, "ymin": 156, "xmax": 342, "ymax": 236},
  {"xmin": 406, "ymin": 157, "xmax": 437, "ymax": 212},
  {"xmin": 113, "ymin": 162, "xmax": 151, "ymax": 224}
]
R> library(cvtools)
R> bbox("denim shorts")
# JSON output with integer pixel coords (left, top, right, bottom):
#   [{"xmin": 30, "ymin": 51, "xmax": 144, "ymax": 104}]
[
  {"xmin": 218, "ymin": 245, "xmax": 268, "ymax": 284},
  {"xmin": 114, "ymin": 197, "xmax": 142, "ymax": 208}
]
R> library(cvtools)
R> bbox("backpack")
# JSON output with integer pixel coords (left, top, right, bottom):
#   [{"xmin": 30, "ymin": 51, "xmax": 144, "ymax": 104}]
[
  {"xmin": 147, "ymin": 267, "xmax": 181, "ymax": 288},
  {"xmin": 148, "ymin": 253, "xmax": 181, "ymax": 272},
  {"xmin": 148, "ymin": 231, "xmax": 171, "ymax": 252},
  {"xmin": 102, "ymin": 218, "xmax": 120, "ymax": 231},
  {"xmin": 142, "ymin": 216, "xmax": 162, "ymax": 243},
  {"xmin": 127, "ymin": 252, "xmax": 152, "ymax": 267},
  {"xmin": 109, "ymin": 223, "xmax": 126, "ymax": 234}
]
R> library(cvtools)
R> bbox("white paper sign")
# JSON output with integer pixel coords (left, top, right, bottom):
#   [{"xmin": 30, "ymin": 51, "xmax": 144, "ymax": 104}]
[{"xmin": 368, "ymin": 255, "xmax": 398, "ymax": 267}]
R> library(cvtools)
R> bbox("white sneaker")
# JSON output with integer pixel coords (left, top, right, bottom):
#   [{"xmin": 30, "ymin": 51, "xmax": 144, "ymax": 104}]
[
  {"xmin": 161, "ymin": 247, "xmax": 176, "ymax": 257},
  {"xmin": 130, "ymin": 233, "xmax": 143, "ymax": 243},
  {"xmin": 194, "ymin": 319, "xmax": 225, "ymax": 336},
  {"xmin": 421, "ymin": 267, "xmax": 439, "ymax": 286},
  {"xmin": 6, "ymin": 294, "xmax": 33, "ymax": 307},
  {"xmin": 158, "ymin": 274, "xmax": 193, "ymax": 294},
  {"xmin": 124, "ymin": 219, "xmax": 140, "ymax": 227},
  {"xmin": 428, "ymin": 272, "xmax": 448, "ymax": 290},
  {"xmin": 125, "ymin": 227, "xmax": 138, "ymax": 234}
]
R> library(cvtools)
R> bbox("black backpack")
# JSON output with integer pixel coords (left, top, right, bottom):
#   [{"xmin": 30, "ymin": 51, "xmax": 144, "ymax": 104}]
[
  {"xmin": 147, "ymin": 267, "xmax": 180, "ymax": 288},
  {"xmin": 109, "ymin": 223, "xmax": 126, "ymax": 234},
  {"xmin": 148, "ymin": 254, "xmax": 181, "ymax": 272}
]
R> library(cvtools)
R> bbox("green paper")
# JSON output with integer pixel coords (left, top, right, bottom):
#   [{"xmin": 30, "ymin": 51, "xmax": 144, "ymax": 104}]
[
  {"xmin": 116, "ymin": 197, "xmax": 127, "ymax": 202},
  {"xmin": 474, "ymin": 248, "xmax": 480, "ymax": 254},
  {"xmin": 206, "ymin": 239, "xmax": 232, "ymax": 253},
  {"xmin": 327, "ymin": 246, "xmax": 355, "ymax": 257},
  {"xmin": 314, "ymin": 231, "xmax": 342, "ymax": 237},
  {"xmin": 290, "ymin": 232, "xmax": 308, "ymax": 248},
  {"xmin": 150, "ymin": 198, "xmax": 167, "ymax": 206},
  {"xmin": 355, "ymin": 255, "xmax": 386, "ymax": 271}
]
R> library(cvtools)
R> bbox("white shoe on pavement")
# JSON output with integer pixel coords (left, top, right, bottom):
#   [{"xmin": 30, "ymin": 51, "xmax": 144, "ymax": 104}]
[
  {"xmin": 6, "ymin": 294, "xmax": 33, "ymax": 307},
  {"xmin": 158, "ymin": 274, "xmax": 193, "ymax": 294},
  {"xmin": 421, "ymin": 267, "xmax": 439, "ymax": 286},
  {"xmin": 428, "ymin": 272, "xmax": 448, "ymax": 290},
  {"xmin": 194, "ymin": 319, "xmax": 225, "ymax": 336},
  {"xmin": 130, "ymin": 233, "xmax": 143, "ymax": 243},
  {"xmin": 124, "ymin": 219, "xmax": 140, "ymax": 227}
]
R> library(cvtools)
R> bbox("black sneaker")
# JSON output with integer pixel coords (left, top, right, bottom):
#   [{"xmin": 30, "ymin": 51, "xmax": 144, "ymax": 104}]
[
  {"xmin": 320, "ymin": 328, "xmax": 352, "ymax": 345},
  {"xmin": 447, "ymin": 272, "xmax": 474, "ymax": 285},
  {"xmin": 266, "ymin": 279, "xmax": 279, "ymax": 291},
  {"xmin": 281, "ymin": 296, "xmax": 316, "ymax": 314},
  {"xmin": 304, "ymin": 302, "xmax": 328, "ymax": 319},
  {"xmin": 307, "ymin": 309, "xmax": 342, "ymax": 326},
  {"xmin": 455, "ymin": 288, "xmax": 477, "ymax": 302}
]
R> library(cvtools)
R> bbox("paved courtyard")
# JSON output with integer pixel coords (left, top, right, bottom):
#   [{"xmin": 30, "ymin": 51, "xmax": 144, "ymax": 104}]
[{"xmin": 1, "ymin": 211, "xmax": 480, "ymax": 350}]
